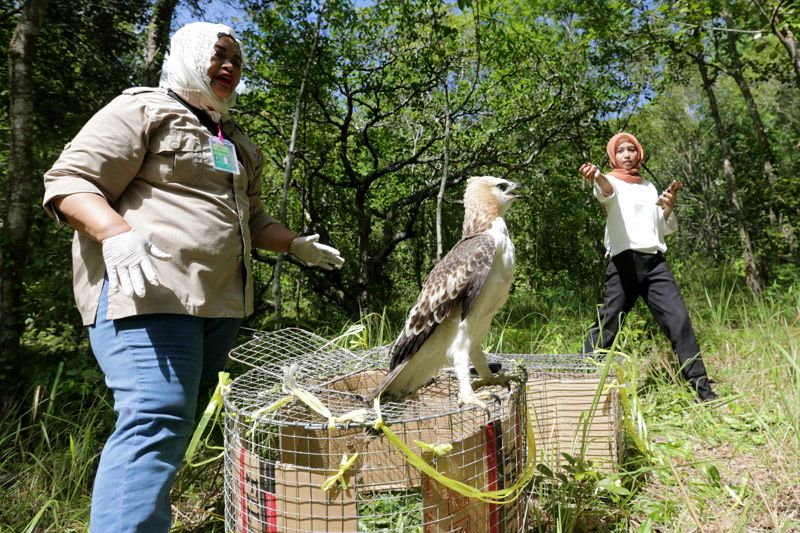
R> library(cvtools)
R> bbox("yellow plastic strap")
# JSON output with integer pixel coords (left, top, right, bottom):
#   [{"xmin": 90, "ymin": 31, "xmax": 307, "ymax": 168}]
[
  {"xmin": 286, "ymin": 384, "xmax": 337, "ymax": 429},
  {"xmin": 228, "ymin": 371, "xmax": 540, "ymax": 502},
  {"xmin": 247, "ymin": 385, "xmax": 366, "ymax": 431},
  {"xmin": 249, "ymin": 395, "xmax": 295, "ymax": 421},
  {"xmin": 616, "ymin": 382, "xmax": 649, "ymax": 454},
  {"xmin": 185, "ymin": 371, "xmax": 232, "ymax": 467},
  {"xmin": 321, "ymin": 453, "xmax": 360, "ymax": 492},
  {"xmin": 333, "ymin": 408, "xmax": 370, "ymax": 426},
  {"xmin": 370, "ymin": 398, "xmax": 538, "ymax": 505},
  {"xmin": 414, "ymin": 440, "xmax": 453, "ymax": 457}
]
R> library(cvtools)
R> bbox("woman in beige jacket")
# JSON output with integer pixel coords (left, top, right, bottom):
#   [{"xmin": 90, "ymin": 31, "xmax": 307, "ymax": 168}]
[{"xmin": 43, "ymin": 22, "xmax": 343, "ymax": 532}]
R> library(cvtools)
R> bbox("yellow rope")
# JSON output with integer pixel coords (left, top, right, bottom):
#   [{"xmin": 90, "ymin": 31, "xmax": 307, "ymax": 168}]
[
  {"xmin": 190, "ymin": 368, "xmax": 543, "ymax": 507},
  {"xmin": 241, "ymin": 380, "xmax": 540, "ymax": 503},
  {"xmin": 588, "ymin": 351, "xmax": 650, "ymax": 456},
  {"xmin": 321, "ymin": 453, "xmax": 360, "ymax": 491},
  {"xmin": 239, "ymin": 380, "xmax": 540, "ymax": 503},
  {"xmin": 370, "ymin": 398, "xmax": 538, "ymax": 505},
  {"xmin": 414, "ymin": 440, "xmax": 454, "ymax": 456},
  {"xmin": 185, "ymin": 371, "xmax": 231, "ymax": 467}
]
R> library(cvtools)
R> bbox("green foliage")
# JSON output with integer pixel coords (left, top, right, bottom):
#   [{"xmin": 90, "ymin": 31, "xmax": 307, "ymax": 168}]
[
  {"xmin": 5, "ymin": 0, "xmax": 800, "ymax": 529},
  {"xmin": 527, "ymin": 456, "xmax": 631, "ymax": 531},
  {"xmin": 234, "ymin": 0, "xmax": 637, "ymax": 319},
  {"xmin": 14, "ymin": 0, "xmax": 796, "ymax": 340},
  {"xmin": 5, "ymin": 265, "xmax": 800, "ymax": 531},
  {"xmin": 357, "ymin": 491, "xmax": 422, "ymax": 532},
  {"xmin": 1, "ymin": 0, "xmax": 154, "ymax": 398},
  {"xmin": 0, "ymin": 360, "xmax": 112, "ymax": 531}
]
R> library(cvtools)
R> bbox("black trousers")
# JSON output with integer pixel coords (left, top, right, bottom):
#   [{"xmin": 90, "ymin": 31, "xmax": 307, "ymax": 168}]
[{"xmin": 582, "ymin": 250, "xmax": 709, "ymax": 382}]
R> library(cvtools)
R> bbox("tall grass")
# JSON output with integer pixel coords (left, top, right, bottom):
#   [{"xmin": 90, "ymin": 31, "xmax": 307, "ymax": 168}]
[
  {"xmin": 1, "ymin": 361, "xmax": 111, "ymax": 532},
  {"xmin": 2, "ymin": 271, "xmax": 798, "ymax": 531},
  {"xmin": 484, "ymin": 274, "xmax": 799, "ymax": 531},
  {"xmin": 617, "ymin": 278, "xmax": 800, "ymax": 531}
]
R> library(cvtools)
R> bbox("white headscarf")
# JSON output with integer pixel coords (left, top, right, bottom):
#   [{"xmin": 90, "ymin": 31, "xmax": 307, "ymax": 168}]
[{"xmin": 161, "ymin": 22, "xmax": 243, "ymax": 121}]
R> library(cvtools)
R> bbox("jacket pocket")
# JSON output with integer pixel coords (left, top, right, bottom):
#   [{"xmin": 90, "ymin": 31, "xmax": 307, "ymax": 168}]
[{"xmin": 140, "ymin": 128, "xmax": 205, "ymax": 184}]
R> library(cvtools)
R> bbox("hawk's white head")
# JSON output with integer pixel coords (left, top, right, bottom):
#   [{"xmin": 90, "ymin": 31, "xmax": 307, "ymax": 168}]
[{"xmin": 462, "ymin": 176, "xmax": 521, "ymax": 236}]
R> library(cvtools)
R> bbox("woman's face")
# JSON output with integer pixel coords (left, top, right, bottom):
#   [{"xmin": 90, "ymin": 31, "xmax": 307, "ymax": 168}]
[
  {"xmin": 207, "ymin": 35, "xmax": 242, "ymax": 100},
  {"xmin": 615, "ymin": 141, "xmax": 640, "ymax": 169}
]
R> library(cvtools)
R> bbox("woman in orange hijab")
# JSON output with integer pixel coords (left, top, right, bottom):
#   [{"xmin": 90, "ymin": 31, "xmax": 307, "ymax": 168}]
[{"xmin": 577, "ymin": 132, "xmax": 718, "ymax": 402}]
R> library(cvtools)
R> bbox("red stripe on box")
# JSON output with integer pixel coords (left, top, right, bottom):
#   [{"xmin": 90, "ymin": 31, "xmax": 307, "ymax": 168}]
[
  {"xmin": 485, "ymin": 420, "xmax": 500, "ymax": 533},
  {"xmin": 239, "ymin": 445, "xmax": 248, "ymax": 533}
]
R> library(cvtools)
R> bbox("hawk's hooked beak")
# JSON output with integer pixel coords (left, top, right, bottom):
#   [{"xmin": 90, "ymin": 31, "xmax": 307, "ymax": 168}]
[{"xmin": 507, "ymin": 181, "xmax": 522, "ymax": 199}]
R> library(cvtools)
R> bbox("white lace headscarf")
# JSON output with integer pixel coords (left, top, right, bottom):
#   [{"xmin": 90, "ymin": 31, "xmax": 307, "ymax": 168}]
[{"xmin": 161, "ymin": 22, "xmax": 243, "ymax": 121}]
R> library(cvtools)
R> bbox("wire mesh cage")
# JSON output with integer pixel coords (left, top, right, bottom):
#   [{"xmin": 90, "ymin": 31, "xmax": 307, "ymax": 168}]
[
  {"xmin": 223, "ymin": 328, "xmax": 530, "ymax": 533},
  {"xmin": 501, "ymin": 353, "xmax": 622, "ymax": 473}
]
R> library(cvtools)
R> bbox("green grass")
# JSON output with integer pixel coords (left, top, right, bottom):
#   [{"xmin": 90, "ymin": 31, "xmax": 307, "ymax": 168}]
[
  {"xmin": 0, "ymin": 361, "xmax": 109, "ymax": 532},
  {"xmin": 2, "ymin": 272, "xmax": 798, "ymax": 531}
]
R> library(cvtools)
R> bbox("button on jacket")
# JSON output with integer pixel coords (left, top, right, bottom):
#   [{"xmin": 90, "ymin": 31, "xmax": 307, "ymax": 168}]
[{"xmin": 43, "ymin": 87, "xmax": 276, "ymax": 325}]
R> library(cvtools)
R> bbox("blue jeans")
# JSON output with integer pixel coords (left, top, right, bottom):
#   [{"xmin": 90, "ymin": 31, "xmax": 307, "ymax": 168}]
[{"xmin": 88, "ymin": 281, "xmax": 241, "ymax": 532}]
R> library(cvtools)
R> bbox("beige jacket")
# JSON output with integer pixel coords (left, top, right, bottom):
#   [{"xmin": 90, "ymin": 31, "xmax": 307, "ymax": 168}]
[{"xmin": 43, "ymin": 87, "xmax": 276, "ymax": 325}]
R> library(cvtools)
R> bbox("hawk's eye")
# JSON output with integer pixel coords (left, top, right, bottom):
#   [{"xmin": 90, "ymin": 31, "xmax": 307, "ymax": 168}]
[{"xmin": 496, "ymin": 182, "xmax": 509, "ymax": 192}]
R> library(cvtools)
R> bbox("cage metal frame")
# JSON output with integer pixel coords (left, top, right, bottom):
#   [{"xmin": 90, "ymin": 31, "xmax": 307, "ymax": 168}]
[{"xmin": 222, "ymin": 328, "xmax": 529, "ymax": 533}]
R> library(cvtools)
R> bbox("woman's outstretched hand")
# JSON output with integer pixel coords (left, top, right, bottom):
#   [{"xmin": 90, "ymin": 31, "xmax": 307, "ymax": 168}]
[
  {"xmin": 290, "ymin": 234, "xmax": 344, "ymax": 270},
  {"xmin": 579, "ymin": 162, "xmax": 602, "ymax": 181}
]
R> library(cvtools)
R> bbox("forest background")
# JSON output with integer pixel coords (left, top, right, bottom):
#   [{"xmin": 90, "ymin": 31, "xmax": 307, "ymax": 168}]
[{"xmin": 1, "ymin": 0, "xmax": 798, "ymax": 531}]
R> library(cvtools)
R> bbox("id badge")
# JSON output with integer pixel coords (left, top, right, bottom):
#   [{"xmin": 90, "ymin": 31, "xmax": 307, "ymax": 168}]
[{"xmin": 209, "ymin": 137, "xmax": 240, "ymax": 174}]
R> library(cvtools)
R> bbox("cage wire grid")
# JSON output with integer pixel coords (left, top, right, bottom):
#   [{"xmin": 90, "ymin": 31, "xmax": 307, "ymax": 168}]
[
  {"xmin": 506, "ymin": 353, "xmax": 622, "ymax": 474},
  {"xmin": 222, "ymin": 328, "xmax": 529, "ymax": 532}
]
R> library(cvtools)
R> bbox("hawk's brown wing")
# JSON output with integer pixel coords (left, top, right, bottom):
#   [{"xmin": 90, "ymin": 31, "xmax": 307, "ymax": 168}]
[{"xmin": 388, "ymin": 233, "xmax": 496, "ymax": 370}]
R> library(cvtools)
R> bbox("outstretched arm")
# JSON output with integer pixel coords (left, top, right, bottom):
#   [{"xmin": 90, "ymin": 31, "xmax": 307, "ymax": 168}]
[
  {"xmin": 252, "ymin": 222, "xmax": 297, "ymax": 254},
  {"xmin": 252, "ymin": 224, "xmax": 344, "ymax": 270},
  {"xmin": 578, "ymin": 162, "xmax": 614, "ymax": 197}
]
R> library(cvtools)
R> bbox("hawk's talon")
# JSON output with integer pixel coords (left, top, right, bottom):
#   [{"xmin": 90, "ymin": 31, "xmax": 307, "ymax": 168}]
[
  {"xmin": 457, "ymin": 393, "xmax": 487, "ymax": 410},
  {"xmin": 472, "ymin": 371, "xmax": 515, "ymax": 390}
]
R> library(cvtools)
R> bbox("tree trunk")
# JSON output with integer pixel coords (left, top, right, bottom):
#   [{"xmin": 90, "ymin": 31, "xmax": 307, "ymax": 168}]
[
  {"xmin": 2, "ymin": 0, "xmax": 47, "ymax": 404},
  {"xmin": 756, "ymin": 6, "xmax": 800, "ymax": 253},
  {"xmin": 723, "ymin": 13, "xmax": 779, "ymax": 197},
  {"xmin": 435, "ymin": 87, "xmax": 451, "ymax": 260},
  {"xmin": 722, "ymin": 12, "xmax": 794, "ymax": 275},
  {"xmin": 273, "ymin": 3, "xmax": 325, "ymax": 327},
  {"xmin": 724, "ymin": 12, "xmax": 798, "ymax": 257},
  {"xmin": 772, "ymin": 11, "xmax": 800, "ymax": 87},
  {"xmin": 754, "ymin": 0, "xmax": 800, "ymax": 86},
  {"xmin": 696, "ymin": 162, "xmax": 721, "ymax": 261},
  {"xmin": 696, "ymin": 53, "xmax": 763, "ymax": 293},
  {"xmin": 142, "ymin": 0, "xmax": 179, "ymax": 87}
]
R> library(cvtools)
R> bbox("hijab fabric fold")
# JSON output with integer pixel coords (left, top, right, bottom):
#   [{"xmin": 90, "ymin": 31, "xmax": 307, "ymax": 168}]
[
  {"xmin": 161, "ymin": 22, "xmax": 242, "ymax": 122},
  {"xmin": 606, "ymin": 132, "xmax": 644, "ymax": 184}
]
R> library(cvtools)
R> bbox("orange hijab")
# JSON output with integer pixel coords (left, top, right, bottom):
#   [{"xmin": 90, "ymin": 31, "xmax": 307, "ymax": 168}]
[{"xmin": 606, "ymin": 132, "xmax": 644, "ymax": 184}]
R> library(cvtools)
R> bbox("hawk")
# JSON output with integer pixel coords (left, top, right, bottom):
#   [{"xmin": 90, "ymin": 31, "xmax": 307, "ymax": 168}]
[{"xmin": 369, "ymin": 176, "xmax": 519, "ymax": 408}]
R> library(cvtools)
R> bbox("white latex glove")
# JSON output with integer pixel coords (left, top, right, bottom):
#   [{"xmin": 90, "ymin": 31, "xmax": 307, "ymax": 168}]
[
  {"xmin": 101, "ymin": 230, "xmax": 172, "ymax": 298},
  {"xmin": 289, "ymin": 234, "xmax": 344, "ymax": 270}
]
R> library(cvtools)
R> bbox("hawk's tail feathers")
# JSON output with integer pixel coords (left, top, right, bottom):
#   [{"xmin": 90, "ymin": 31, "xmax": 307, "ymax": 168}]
[{"xmin": 364, "ymin": 363, "xmax": 405, "ymax": 404}]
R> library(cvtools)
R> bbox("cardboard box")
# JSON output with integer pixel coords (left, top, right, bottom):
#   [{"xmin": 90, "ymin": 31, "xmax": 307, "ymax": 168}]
[
  {"xmin": 526, "ymin": 372, "xmax": 620, "ymax": 472},
  {"xmin": 422, "ymin": 409, "xmax": 524, "ymax": 532},
  {"xmin": 226, "ymin": 369, "xmax": 528, "ymax": 532},
  {"xmin": 281, "ymin": 370, "xmax": 481, "ymax": 492},
  {"xmin": 229, "ymin": 442, "xmax": 358, "ymax": 533}
]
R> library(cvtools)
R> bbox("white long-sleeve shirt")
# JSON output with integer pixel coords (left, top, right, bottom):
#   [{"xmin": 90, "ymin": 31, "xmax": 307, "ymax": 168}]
[{"xmin": 594, "ymin": 174, "xmax": 677, "ymax": 258}]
